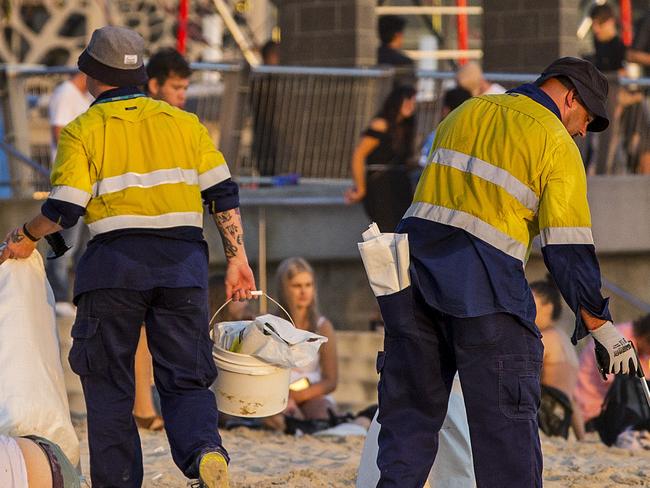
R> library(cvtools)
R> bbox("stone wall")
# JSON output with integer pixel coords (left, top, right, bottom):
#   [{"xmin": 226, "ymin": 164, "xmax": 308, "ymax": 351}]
[
  {"xmin": 276, "ymin": 0, "xmax": 377, "ymax": 67},
  {"xmin": 482, "ymin": 0, "xmax": 580, "ymax": 73}
]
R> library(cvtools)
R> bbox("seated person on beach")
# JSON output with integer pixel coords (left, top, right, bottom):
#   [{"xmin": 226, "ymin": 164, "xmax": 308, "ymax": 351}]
[
  {"xmin": 575, "ymin": 313, "xmax": 650, "ymax": 430},
  {"xmin": 531, "ymin": 277, "xmax": 585, "ymax": 440},
  {"xmin": 0, "ymin": 434, "xmax": 79, "ymax": 488},
  {"xmin": 265, "ymin": 257, "xmax": 338, "ymax": 431}
]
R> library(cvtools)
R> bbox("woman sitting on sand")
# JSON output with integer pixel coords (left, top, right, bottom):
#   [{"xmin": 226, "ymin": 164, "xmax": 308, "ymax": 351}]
[
  {"xmin": 531, "ymin": 276, "xmax": 585, "ymax": 440},
  {"xmin": 266, "ymin": 257, "xmax": 338, "ymax": 430}
]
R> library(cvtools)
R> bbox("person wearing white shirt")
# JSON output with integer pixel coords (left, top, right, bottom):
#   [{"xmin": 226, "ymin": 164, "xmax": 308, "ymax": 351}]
[{"xmin": 47, "ymin": 73, "xmax": 93, "ymax": 310}]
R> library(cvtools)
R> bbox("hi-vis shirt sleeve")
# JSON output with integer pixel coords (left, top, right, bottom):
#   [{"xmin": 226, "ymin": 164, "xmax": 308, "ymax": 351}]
[
  {"xmin": 41, "ymin": 125, "xmax": 92, "ymax": 228},
  {"xmin": 538, "ymin": 142, "xmax": 611, "ymax": 344},
  {"xmin": 197, "ymin": 123, "xmax": 239, "ymax": 213}
]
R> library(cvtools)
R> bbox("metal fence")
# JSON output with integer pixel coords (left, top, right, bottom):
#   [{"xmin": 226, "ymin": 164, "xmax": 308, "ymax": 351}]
[{"xmin": 1, "ymin": 64, "xmax": 649, "ymax": 197}]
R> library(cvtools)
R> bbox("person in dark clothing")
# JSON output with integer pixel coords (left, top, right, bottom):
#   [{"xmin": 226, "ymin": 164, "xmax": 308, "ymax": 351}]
[
  {"xmin": 251, "ymin": 40, "xmax": 281, "ymax": 176},
  {"xmin": 377, "ymin": 15, "xmax": 413, "ymax": 67},
  {"xmin": 627, "ymin": 9, "xmax": 650, "ymax": 173},
  {"xmin": 589, "ymin": 4, "xmax": 627, "ymax": 73},
  {"xmin": 377, "ymin": 15, "xmax": 415, "ymax": 86},
  {"xmin": 345, "ymin": 85, "xmax": 417, "ymax": 232}
]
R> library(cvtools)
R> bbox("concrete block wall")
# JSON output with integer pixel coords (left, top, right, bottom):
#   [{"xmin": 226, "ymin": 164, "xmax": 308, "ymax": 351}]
[
  {"xmin": 332, "ymin": 330, "xmax": 383, "ymax": 411},
  {"xmin": 276, "ymin": 0, "xmax": 377, "ymax": 67},
  {"xmin": 483, "ymin": 0, "xmax": 580, "ymax": 72}
]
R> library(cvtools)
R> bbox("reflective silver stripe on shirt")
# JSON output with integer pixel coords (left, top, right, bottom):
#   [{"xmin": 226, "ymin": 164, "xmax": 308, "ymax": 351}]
[
  {"xmin": 430, "ymin": 148, "xmax": 539, "ymax": 213},
  {"xmin": 405, "ymin": 201, "xmax": 528, "ymax": 262},
  {"xmin": 87, "ymin": 212, "xmax": 203, "ymax": 236},
  {"xmin": 198, "ymin": 164, "xmax": 231, "ymax": 191},
  {"xmin": 93, "ymin": 168, "xmax": 199, "ymax": 196},
  {"xmin": 540, "ymin": 227, "xmax": 594, "ymax": 246},
  {"xmin": 48, "ymin": 185, "xmax": 92, "ymax": 207}
]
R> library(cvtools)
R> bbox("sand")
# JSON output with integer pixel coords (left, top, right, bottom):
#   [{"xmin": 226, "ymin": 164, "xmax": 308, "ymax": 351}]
[{"xmin": 74, "ymin": 420, "xmax": 650, "ymax": 487}]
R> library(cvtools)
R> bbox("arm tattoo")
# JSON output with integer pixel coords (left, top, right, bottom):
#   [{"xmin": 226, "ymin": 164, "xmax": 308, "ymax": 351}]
[
  {"xmin": 215, "ymin": 210, "xmax": 244, "ymax": 259},
  {"xmin": 10, "ymin": 229, "xmax": 25, "ymax": 243}
]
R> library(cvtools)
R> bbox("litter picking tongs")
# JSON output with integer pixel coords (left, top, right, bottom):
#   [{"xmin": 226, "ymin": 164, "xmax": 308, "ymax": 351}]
[{"xmin": 637, "ymin": 355, "xmax": 650, "ymax": 409}]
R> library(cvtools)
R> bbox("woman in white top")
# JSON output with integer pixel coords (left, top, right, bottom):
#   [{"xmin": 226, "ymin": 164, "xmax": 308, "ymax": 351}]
[
  {"xmin": 275, "ymin": 257, "xmax": 338, "ymax": 421},
  {"xmin": 531, "ymin": 276, "xmax": 585, "ymax": 440}
]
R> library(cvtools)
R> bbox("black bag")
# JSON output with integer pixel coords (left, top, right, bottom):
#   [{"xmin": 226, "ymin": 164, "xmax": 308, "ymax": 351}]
[
  {"xmin": 594, "ymin": 375, "xmax": 650, "ymax": 446},
  {"xmin": 537, "ymin": 384, "xmax": 573, "ymax": 439}
]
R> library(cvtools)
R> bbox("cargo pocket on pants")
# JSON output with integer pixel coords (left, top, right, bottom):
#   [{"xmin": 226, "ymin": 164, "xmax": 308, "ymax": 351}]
[
  {"xmin": 498, "ymin": 358, "xmax": 541, "ymax": 420},
  {"xmin": 68, "ymin": 317, "xmax": 107, "ymax": 376},
  {"xmin": 197, "ymin": 338, "xmax": 218, "ymax": 387},
  {"xmin": 376, "ymin": 286, "xmax": 416, "ymax": 338}
]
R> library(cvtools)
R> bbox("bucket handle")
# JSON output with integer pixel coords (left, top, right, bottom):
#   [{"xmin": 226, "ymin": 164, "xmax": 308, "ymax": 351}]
[{"xmin": 209, "ymin": 290, "xmax": 295, "ymax": 331}]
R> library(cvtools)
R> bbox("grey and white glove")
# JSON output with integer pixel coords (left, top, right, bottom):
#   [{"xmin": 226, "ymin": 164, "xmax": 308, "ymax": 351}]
[{"xmin": 591, "ymin": 321, "xmax": 642, "ymax": 380}]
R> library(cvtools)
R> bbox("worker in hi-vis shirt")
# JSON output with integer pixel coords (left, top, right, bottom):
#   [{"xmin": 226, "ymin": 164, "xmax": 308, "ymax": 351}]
[
  {"xmin": 373, "ymin": 57, "xmax": 644, "ymax": 488},
  {"xmin": 0, "ymin": 26, "xmax": 249, "ymax": 488}
]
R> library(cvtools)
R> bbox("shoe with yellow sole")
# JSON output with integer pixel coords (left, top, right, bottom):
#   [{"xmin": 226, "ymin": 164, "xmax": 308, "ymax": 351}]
[{"xmin": 197, "ymin": 451, "xmax": 229, "ymax": 488}]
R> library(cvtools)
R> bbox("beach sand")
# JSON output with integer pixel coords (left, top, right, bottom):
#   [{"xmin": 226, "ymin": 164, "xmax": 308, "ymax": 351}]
[{"xmin": 74, "ymin": 420, "xmax": 650, "ymax": 487}]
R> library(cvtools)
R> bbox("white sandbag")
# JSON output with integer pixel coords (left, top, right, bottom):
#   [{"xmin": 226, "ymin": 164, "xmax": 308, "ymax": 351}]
[
  {"xmin": 237, "ymin": 314, "xmax": 328, "ymax": 368},
  {"xmin": 356, "ymin": 375, "xmax": 476, "ymax": 488},
  {"xmin": 0, "ymin": 252, "xmax": 80, "ymax": 466}
]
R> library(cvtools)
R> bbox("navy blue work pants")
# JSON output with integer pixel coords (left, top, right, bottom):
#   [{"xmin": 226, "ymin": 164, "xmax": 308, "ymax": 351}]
[
  {"xmin": 376, "ymin": 286, "xmax": 544, "ymax": 488},
  {"xmin": 69, "ymin": 287, "xmax": 225, "ymax": 487}
]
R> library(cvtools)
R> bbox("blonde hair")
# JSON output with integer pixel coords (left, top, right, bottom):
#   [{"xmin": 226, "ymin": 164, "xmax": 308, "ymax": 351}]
[{"xmin": 275, "ymin": 257, "xmax": 321, "ymax": 332}]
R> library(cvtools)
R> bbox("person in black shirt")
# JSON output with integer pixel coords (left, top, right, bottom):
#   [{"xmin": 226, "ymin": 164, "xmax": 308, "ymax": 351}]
[
  {"xmin": 377, "ymin": 15, "xmax": 415, "ymax": 86},
  {"xmin": 345, "ymin": 85, "xmax": 417, "ymax": 232},
  {"xmin": 590, "ymin": 3, "xmax": 627, "ymax": 73}
]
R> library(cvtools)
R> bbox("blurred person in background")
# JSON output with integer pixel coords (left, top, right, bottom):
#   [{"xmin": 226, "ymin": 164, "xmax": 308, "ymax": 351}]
[
  {"xmin": 377, "ymin": 15, "xmax": 413, "ymax": 69},
  {"xmin": 531, "ymin": 276, "xmax": 585, "ymax": 440},
  {"xmin": 47, "ymin": 72, "xmax": 93, "ymax": 314},
  {"xmin": 455, "ymin": 61, "xmax": 506, "ymax": 97},
  {"xmin": 261, "ymin": 40, "xmax": 280, "ymax": 66},
  {"xmin": 589, "ymin": 3, "xmax": 626, "ymax": 74},
  {"xmin": 252, "ymin": 40, "xmax": 281, "ymax": 176},
  {"xmin": 264, "ymin": 257, "xmax": 338, "ymax": 431},
  {"xmin": 345, "ymin": 85, "xmax": 417, "ymax": 232},
  {"xmin": 626, "ymin": 8, "xmax": 650, "ymax": 174},
  {"xmin": 146, "ymin": 47, "xmax": 191, "ymax": 109},
  {"xmin": 575, "ymin": 313, "xmax": 650, "ymax": 431},
  {"xmin": 377, "ymin": 15, "xmax": 415, "ymax": 86}
]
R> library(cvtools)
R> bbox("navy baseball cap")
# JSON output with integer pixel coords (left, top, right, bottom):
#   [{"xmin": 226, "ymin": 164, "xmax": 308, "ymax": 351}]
[{"xmin": 535, "ymin": 57, "xmax": 609, "ymax": 132}]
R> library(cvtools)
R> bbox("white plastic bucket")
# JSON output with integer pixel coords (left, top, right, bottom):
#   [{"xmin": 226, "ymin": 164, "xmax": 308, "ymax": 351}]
[{"xmin": 210, "ymin": 292, "xmax": 292, "ymax": 417}]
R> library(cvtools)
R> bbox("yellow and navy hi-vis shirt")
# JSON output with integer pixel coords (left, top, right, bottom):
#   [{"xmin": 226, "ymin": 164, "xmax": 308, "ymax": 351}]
[
  {"xmin": 399, "ymin": 83, "xmax": 610, "ymax": 343},
  {"xmin": 40, "ymin": 87, "xmax": 239, "ymax": 299}
]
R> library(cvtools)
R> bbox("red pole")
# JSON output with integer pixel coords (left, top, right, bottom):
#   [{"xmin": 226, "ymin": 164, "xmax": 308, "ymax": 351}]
[
  {"xmin": 619, "ymin": 0, "xmax": 632, "ymax": 46},
  {"xmin": 457, "ymin": 0, "xmax": 468, "ymax": 65},
  {"xmin": 177, "ymin": 0, "xmax": 189, "ymax": 54}
]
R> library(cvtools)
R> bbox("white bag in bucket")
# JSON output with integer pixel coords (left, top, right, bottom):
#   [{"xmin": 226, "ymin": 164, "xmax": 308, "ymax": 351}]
[
  {"xmin": 0, "ymin": 252, "xmax": 80, "ymax": 466},
  {"xmin": 236, "ymin": 314, "xmax": 327, "ymax": 368}
]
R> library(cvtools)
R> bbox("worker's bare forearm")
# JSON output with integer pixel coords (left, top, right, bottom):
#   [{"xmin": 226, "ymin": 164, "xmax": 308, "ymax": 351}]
[
  {"xmin": 213, "ymin": 208, "xmax": 248, "ymax": 262},
  {"xmin": 25, "ymin": 214, "xmax": 63, "ymax": 240}
]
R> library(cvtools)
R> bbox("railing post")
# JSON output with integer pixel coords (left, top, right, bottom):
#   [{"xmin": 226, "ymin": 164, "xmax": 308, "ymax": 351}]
[
  {"xmin": 1, "ymin": 66, "xmax": 34, "ymax": 197},
  {"xmin": 218, "ymin": 65, "xmax": 247, "ymax": 170}
]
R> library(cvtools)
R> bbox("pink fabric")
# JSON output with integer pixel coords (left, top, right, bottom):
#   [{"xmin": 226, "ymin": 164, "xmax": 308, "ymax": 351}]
[{"xmin": 574, "ymin": 322, "xmax": 650, "ymax": 422}]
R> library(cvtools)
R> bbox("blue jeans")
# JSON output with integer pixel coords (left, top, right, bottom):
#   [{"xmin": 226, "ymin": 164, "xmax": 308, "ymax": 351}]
[
  {"xmin": 69, "ymin": 287, "xmax": 225, "ymax": 487},
  {"xmin": 376, "ymin": 286, "xmax": 544, "ymax": 488}
]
